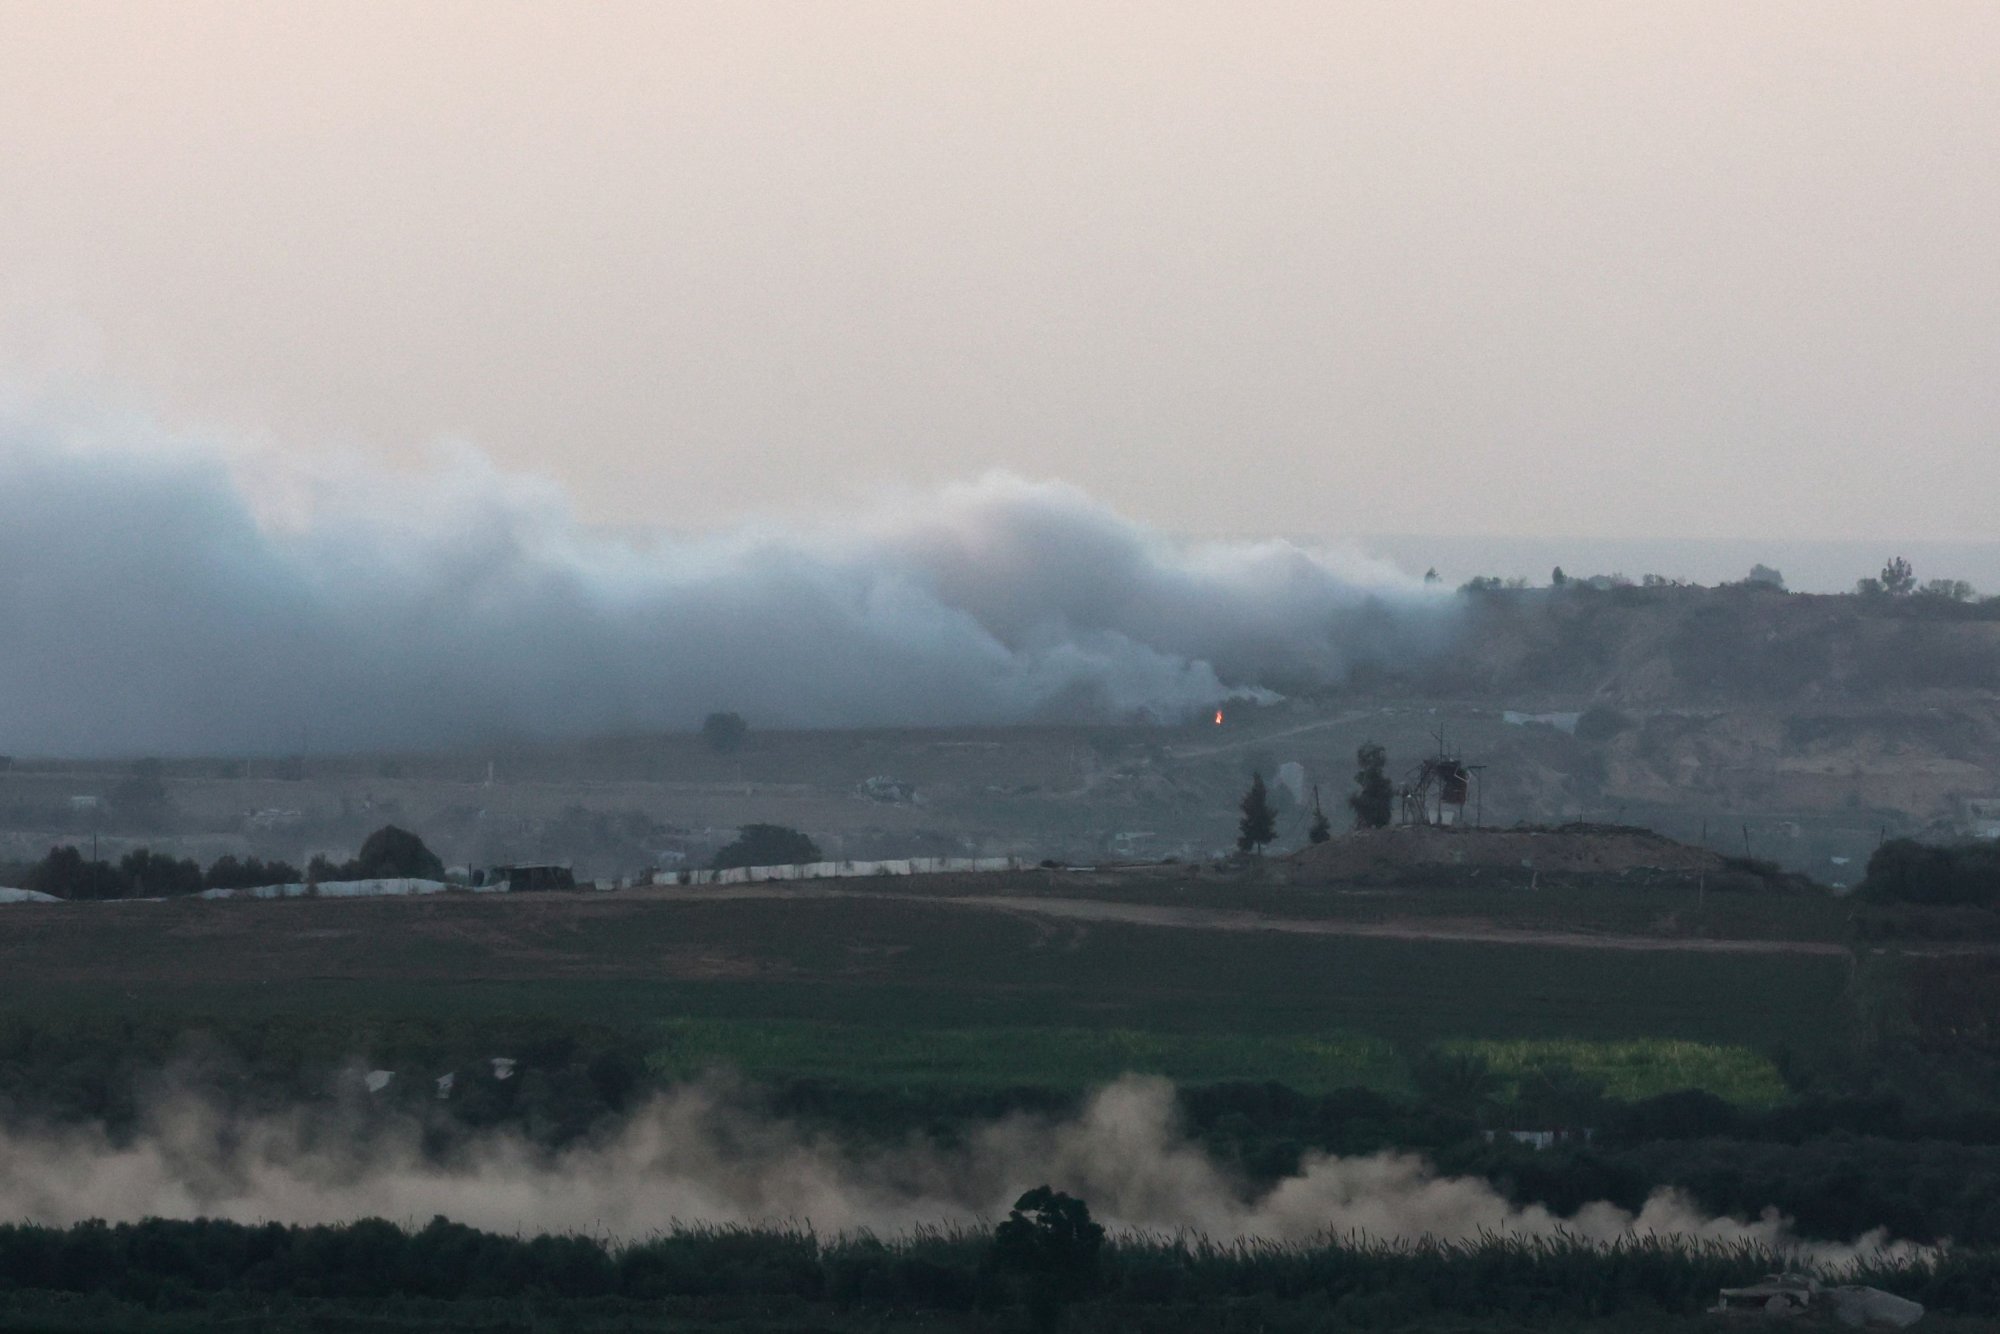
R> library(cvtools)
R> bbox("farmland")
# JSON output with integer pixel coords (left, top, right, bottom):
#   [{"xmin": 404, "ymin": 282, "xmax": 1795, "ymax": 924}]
[
  {"xmin": 0, "ymin": 880, "xmax": 1855, "ymax": 1059},
  {"xmin": 0, "ymin": 848, "xmax": 1991, "ymax": 1331}
]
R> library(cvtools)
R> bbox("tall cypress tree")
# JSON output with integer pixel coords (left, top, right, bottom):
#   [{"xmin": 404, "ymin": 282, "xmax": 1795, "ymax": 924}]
[
  {"xmin": 1237, "ymin": 773, "xmax": 1277, "ymax": 854},
  {"xmin": 1307, "ymin": 785, "xmax": 1332, "ymax": 844},
  {"xmin": 1349, "ymin": 743, "xmax": 1394, "ymax": 829}
]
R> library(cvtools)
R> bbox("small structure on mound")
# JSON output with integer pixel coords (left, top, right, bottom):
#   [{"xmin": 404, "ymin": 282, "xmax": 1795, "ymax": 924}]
[{"xmin": 1399, "ymin": 729, "xmax": 1483, "ymax": 827}]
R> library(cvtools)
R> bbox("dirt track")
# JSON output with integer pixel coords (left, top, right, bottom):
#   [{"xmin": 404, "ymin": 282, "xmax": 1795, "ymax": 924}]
[{"xmin": 629, "ymin": 884, "xmax": 1853, "ymax": 956}]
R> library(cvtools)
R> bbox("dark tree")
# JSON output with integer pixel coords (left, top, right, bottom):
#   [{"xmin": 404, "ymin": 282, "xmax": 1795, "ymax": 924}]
[
  {"xmin": 1860, "ymin": 838, "xmax": 2000, "ymax": 907},
  {"xmin": 22, "ymin": 846, "xmax": 98, "ymax": 900},
  {"xmin": 23, "ymin": 844, "xmax": 134, "ymax": 900},
  {"xmin": 348, "ymin": 825, "xmax": 446, "ymax": 880},
  {"xmin": 1348, "ymin": 742, "xmax": 1394, "ymax": 829},
  {"xmin": 1236, "ymin": 773, "xmax": 1277, "ymax": 855},
  {"xmin": 700, "ymin": 711, "xmax": 749, "ymax": 754},
  {"xmin": 204, "ymin": 855, "xmax": 302, "ymax": 891},
  {"xmin": 1880, "ymin": 556, "xmax": 1917, "ymax": 596},
  {"xmin": 1515, "ymin": 1061, "xmax": 1608, "ymax": 1133},
  {"xmin": 1551, "ymin": 566, "xmax": 1567, "ymax": 587},
  {"xmin": 713, "ymin": 823, "xmax": 820, "ymax": 870},
  {"xmin": 1307, "ymin": 807, "xmax": 1331, "ymax": 844},
  {"xmin": 1411, "ymin": 1049, "xmax": 1499, "ymax": 1122},
  {"xmin": 118, "ymin": 848, "xmax": 203, "ymax": 897},
  {"xmin": 992, "ymin": 1186, "xmax": 1105, "ymax": 1304},
  {"xmin": 1921, "ymin": 578, "xmax": 1976, "ymax": 602}
]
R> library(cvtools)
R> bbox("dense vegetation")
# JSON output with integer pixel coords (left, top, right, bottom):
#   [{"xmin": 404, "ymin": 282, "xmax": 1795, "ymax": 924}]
[
  {"xmin": 308, "ymin": 823, "xmax": 448, "ymax": 883},
  {"xmin": 0, "ymin": 1211, "xmax": 1995, "ymax": 1333},
  {"xmin": 4, "ymin": 994, "xmax": 2000, "ymax": 1248},
  {"xmin": 712, "ymin": 822, "xmax": 821, "ymax": 870},
  {"xmin": 1862, "ymin": 837, "xmax": 2000, "ymax": 907},
  {"xmin": 6, "ymin": 825, "xmax": 442, "ymax": 900},
  {"xmin": 4, "ymin": 824, "xmax": 1998, "ymax": 1328}
]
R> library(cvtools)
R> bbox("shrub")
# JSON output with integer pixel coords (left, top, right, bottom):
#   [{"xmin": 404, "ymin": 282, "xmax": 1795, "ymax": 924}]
[{"xmin": 712, "ymin": 823, "xmax": 820, "ymax": 870}]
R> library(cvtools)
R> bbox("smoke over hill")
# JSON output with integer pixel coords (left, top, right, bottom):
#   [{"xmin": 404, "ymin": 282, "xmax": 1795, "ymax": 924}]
[{"xmin": 0, "ymin": 398, "xmax": 1449, "ymax": 756}]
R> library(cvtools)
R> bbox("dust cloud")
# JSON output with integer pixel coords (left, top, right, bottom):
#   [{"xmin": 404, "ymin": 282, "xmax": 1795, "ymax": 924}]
[
  {"xmin": 0, "ymin": 1075, "xmax": 1921, "ymax": 1265},
  {"xmin": 0, "ymin": 392, "xmax": 1450, "ymax": 755}
]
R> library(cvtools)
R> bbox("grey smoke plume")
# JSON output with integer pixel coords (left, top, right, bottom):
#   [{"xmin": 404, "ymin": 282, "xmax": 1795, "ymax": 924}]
[
  {"xmin": 0, "ymin": 394, "xmax": 1450, "ymax": 755},
  {"xmin": 0, "ymin": 1076, "xmax": 1922, "ymax": 1266}
]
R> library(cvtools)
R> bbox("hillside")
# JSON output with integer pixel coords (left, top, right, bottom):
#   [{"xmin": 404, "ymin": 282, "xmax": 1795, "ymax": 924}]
[
  {"xmin": 0, "ymin": 585, "xmax": 1993, "ymax": 885},
  {"xmin": 1395, "ymin": 582, "xmax": 2000, "ymax": 703},
  {"xmin": 1284, "ymin": 822, "xmax": 1797, "ymax": 891}
]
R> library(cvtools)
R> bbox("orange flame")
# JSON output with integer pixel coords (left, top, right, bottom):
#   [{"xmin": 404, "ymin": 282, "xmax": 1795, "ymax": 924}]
[{"xmin": 1214, "ymin": 709, "xmax": 1224, "ymax": 725}]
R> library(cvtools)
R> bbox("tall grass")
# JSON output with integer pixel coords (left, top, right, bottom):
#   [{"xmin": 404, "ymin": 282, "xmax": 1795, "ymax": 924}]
[{"xmin": 1, "ymin": 1216, "xmax": 1983, "ymax": 1322}]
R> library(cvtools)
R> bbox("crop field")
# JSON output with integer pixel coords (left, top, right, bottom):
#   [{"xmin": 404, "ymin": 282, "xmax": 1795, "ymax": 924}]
[
  {"xmin": 0, "ymin": 887, "xmax": 1856, "ymax": 1086},
  {"xmin": 871, "ymin": 866, "xmax": 1860, "ymax": 943},
  {"xmin": 648, "ymin": 1019, "xmax": 1410, "ymax": 1093},
  {"xmin": 1441, "ymin": 1038, "xmax": 1789, "ymax": 1105},
  {"xmin": 644, "ymin": 1018, "xmax": 1789, "ymax": 1104}
]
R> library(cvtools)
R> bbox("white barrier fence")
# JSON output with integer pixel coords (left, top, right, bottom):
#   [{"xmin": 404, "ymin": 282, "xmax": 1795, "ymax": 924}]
[
  {"xmin": 651, "ymin": 856, "xmax": 1026, "ymax": 887},
  {"xmin": 198, "ymin": 877, "xmax": 483, "ymax": 900},
  {"xmin": 8, "ymin": 860, "xmax": 1036, "ymax": 905}
]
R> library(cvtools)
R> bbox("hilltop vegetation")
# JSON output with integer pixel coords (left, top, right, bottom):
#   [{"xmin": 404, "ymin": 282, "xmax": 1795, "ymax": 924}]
[{"xmin": 1400, "ymin": 577, "xmax": 2000, "ymax": 702}]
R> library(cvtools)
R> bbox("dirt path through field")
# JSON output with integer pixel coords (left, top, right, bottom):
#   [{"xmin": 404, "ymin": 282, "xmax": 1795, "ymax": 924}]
[{"xmin": 631, "ymin": 884, "xmax": 1852, "ymax": 956}]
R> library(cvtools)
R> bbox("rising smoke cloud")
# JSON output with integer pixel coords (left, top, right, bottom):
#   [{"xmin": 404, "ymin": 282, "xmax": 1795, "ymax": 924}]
[
  {"xmin": 0, "ymin": 1076, "xmax": 1922, "ymax": 1266},
  {"xmin": 0, "ymin": 392, "xmax": 1451, "ymax": 755}
]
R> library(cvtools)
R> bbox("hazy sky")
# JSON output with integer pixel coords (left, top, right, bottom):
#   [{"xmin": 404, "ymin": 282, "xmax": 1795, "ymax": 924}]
[{"xmin": 2, "ymin": 2, "xmax": 1995, "ymax": 542}]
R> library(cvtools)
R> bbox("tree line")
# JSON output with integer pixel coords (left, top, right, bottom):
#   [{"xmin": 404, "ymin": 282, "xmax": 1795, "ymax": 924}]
[
  {"xmin": 1860, "ymin": 838, "xmax": 2000, "ymax": 908},
  {"xmin": 10, "ymin": 825, "xmax": 445, "ymax": 901},
  {"xmin": 1236, "ymin": 744, "xmax": 1394, "ymax": 855},
  {"xmin": 1453, "ymin": 555, "xmax": 1987, "ymax": 602},
  {"xmin": 16, "ymin": 1002, "xmax": 2000, "ymax": 1248}
]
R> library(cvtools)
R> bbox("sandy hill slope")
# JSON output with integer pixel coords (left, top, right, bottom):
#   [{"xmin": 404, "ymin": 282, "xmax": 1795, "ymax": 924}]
[{"xmin": 1286, "ymin": 823, "xmax": 1802, "ymax": 891}]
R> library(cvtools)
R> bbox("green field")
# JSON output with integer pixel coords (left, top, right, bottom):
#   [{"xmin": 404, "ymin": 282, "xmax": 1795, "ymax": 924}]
[
  {"xmin": 872, "ymin": 868, "xmax": 1859, "ymax": 943},
  {"xmin": 1443, "ymin": 1037, "xmax": 1788, "ymax": 1105},
  {"xmin": 0, "ymin": 895, "xmax": 1854, "ymax": 1048},
  {"xmin": 641, "ymin": 1018, "xmax": 1790, "ymax": 1105},
  {"xmin": 0, "ymin": 885, "xmax": 1858, "ymax": 1118},
  {"xmin": 648, "ymin": 1018, "xmax": 1409, "ymax": 1092}
]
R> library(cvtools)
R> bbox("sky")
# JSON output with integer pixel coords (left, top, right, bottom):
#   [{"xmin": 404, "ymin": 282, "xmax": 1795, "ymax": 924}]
[{"xmin": 1, "ymin": 1, "xmax": 1996, "ymax": 547}]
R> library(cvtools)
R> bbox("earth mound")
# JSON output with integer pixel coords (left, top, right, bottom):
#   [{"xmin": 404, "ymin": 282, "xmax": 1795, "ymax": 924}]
[{"xmin": 1285, "ymin": 823, "xmax": 1804, "ymax": 890}]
